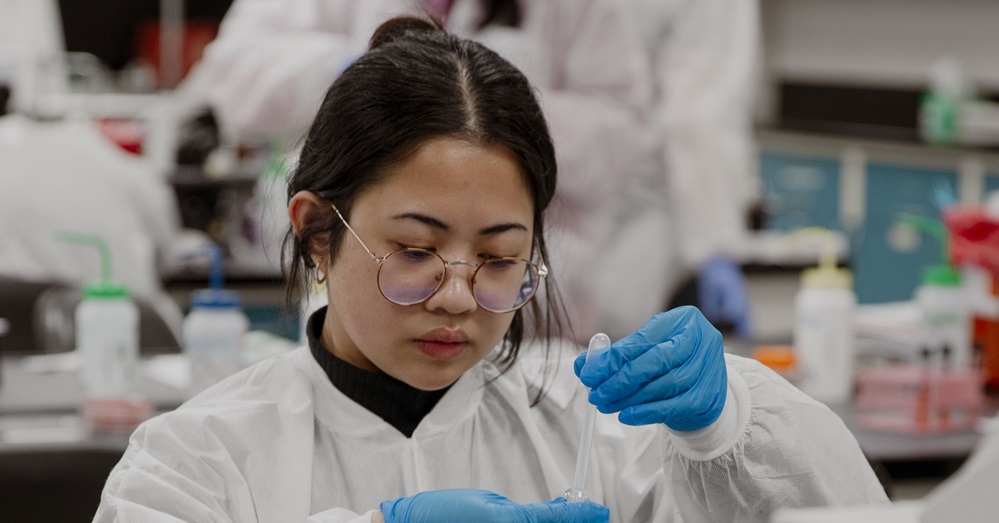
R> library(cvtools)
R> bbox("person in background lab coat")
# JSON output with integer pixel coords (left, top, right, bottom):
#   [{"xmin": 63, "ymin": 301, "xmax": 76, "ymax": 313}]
[
  {"xmin": 0, "ymin": 0, "xmax": 65, "ymax": 115},
  {"xmin": 598, "ymin": 0, "xmax": 761, "ymax": 340},
  {"xmin": 196, "ymin": 0, "xmax": 653, "ymax": 342},
  {"xmin": 0, "ymin": 0, "xmax": 184, "ymax": 333},
  {"xmin": 96, "ymin": 17, "xmax": 887, "ymax": 523}
]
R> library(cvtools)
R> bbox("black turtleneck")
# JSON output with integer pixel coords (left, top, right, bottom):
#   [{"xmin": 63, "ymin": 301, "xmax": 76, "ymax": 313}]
[{"xmin": 306, "ymin": 307, "xmax": 449, "ymax": 438}]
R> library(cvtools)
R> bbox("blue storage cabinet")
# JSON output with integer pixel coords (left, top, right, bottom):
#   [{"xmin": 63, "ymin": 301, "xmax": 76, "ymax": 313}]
[
  {"xmin": 853, "ymin": 163, "xmax": 957, "ymax": 304},
  {"xmin": 985, "ymin": 173, "xmax": 999, "ymax": 196},
  {"xmin": 759, "ymin": 152, "xmax": 841, "ymax": 232},
  {"xmin": 244, "ymin": 305, "xmax": 301, "ymax": 342}
]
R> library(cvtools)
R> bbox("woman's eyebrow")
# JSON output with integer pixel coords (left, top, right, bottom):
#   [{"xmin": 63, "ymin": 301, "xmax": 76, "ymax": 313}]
[
  {"xmin": 479, "ymin": 223, "xmax": 528, "ymax": 236},
  {"xmin": 391, "ymin": 213, "xmax": 528, "ymax": 235},
  {"xmin": 392, "ymin": 212, "xmax": 449, "ymax": 231}
]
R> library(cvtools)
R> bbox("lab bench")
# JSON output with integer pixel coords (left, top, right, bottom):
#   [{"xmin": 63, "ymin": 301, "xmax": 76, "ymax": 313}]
[
  {"xmin": 0, "ymin": 351, "xmax": 187, "ymax": 521},
  {"xmin": 2, "ymin": 341, "xmax": 997, "ymax": 521}
]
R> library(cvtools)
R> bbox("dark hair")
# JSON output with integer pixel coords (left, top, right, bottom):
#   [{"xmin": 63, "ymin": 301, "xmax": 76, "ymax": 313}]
[{"xmin": 283, "ymin": 16, "xmax": 565, "ymax": 381}]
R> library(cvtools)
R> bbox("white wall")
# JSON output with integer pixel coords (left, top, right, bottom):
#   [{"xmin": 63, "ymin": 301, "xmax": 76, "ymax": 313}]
[{"xmin": 761, "ymin": 0, "xmax": 999, "ymax": 89}]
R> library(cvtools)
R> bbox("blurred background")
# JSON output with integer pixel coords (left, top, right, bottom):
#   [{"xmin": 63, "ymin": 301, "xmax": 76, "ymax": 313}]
[{"xmin": 2, "ymin": 0, "xmax": 999, "ymax": 520}]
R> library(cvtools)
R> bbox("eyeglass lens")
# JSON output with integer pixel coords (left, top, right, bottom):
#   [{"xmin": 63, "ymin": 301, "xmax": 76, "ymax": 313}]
[{"xmin": 377, "ymin": 249, "xmax": 540, "ymax": 312}]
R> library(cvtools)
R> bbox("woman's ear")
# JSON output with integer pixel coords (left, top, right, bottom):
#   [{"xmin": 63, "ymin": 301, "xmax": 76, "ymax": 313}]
[{"xmin": 288, "ymin": 191, "xmax": 329, "ymax": 266}]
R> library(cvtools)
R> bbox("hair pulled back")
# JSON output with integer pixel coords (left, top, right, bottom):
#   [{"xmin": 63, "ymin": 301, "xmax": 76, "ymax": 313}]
[{"xmin": 283, "ymin": 16, "xmax": 563, "ymax": 373}]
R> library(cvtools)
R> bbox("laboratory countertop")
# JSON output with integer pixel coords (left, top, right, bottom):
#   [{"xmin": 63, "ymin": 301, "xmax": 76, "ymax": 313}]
[
  {"xmin": 0, "ymin": 353, "xmax": 186, "ymax": 454},
  {"xmin": 1, "ymin": 350, "xmax": 997, "ymax": 465}
]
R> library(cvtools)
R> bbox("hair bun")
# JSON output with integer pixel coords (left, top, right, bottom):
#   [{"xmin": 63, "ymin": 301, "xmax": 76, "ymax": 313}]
[{"xmin": 369, "ymin": 16, "xmax": 444, "ymax": 50}]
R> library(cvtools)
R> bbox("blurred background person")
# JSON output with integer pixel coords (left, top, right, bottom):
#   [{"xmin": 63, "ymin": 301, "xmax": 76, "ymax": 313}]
[
  {"xmin": 193, "ymin": 0, "xmax": 654, "ymax": 342},
  {"xmin": 597, "ymin": 0, "xmax": 761, "ymax": 340},
  {"xmin": 0, "ymin": 0, "xmax": 186, "ymax": 337}
]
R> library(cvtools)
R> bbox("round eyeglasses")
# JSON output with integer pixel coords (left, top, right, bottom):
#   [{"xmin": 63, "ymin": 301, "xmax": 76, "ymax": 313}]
[{"xmin": 331, "ymin": 204, "xmax": 548, "ymax": 313}]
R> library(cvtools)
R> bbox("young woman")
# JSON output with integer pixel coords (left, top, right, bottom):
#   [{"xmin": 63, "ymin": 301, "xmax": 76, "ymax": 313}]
[
  {"xmin": 198, "ymin": 0, "xmax": 654, "ymax": 341},
  {"xmin": 96, "ymin": 17, "xmax": 887, "ymax": 523}
]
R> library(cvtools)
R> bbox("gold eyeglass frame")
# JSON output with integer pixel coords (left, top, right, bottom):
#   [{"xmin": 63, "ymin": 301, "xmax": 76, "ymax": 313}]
[{"xmin": 330, "ymin": 204, "xmax": 548, "ymax": 313}]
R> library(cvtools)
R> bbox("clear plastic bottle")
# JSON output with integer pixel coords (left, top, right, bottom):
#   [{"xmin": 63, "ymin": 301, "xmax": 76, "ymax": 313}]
[
  {"xmin": 916, "ymin": 265, "xmax": 971, "ymax": 368},
  {"xmin": 62, "ymin": 232, "xmax": 151, "ymax": 432},
  {"xmin": 182, "ymin": 244, "xmax": 249, "ymax": 398},
  {"xmin": 794, "ymin": 260, "xmax": 857, "ymax": 405}
]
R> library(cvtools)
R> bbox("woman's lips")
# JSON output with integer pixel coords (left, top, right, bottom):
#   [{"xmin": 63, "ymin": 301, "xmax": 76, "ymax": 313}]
[
  {"xmin": 416, "ymin": 340, "xmax": 467, "ymax": 359},
  {"xmin": 416, "ymin": 328, "xmax": 469, "ymax": 359}
]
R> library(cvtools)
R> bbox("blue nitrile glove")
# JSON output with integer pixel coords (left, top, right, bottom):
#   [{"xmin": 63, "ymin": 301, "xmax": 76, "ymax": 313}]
[
  {"xmin": 380, "ymin": 489, "xmax": 609, "ymax": 523},
  {"xmin": 697, "ymin": 256, "xmax": 752, "ymax": 338},
  {"xmin": 574, "ymin": 306, "xmax": 727, "ymax": 432}
]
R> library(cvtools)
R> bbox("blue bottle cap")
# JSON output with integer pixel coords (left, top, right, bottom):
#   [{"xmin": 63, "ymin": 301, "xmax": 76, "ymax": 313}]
[{"xmin": 191, "ymin": 289, "xmax": 242, "ymax": 309}]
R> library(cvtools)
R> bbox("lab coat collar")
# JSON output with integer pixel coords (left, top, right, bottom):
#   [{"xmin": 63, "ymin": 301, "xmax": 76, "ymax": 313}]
[{"xmin": 291, "ymin": 346, "xmax": 487, "ymax": 445}]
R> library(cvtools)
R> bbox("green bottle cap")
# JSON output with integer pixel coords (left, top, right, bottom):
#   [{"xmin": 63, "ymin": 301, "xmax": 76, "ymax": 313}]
[{"xmin": 921, "ymin": 264, "xmax": 962, "ymax": 287}]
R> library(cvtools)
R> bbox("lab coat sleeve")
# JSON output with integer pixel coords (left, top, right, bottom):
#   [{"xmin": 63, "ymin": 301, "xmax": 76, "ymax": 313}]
[
  {"xmin": 94, "ymin": 361, "xmax": 321, "ymax": 522},
  {"xmin": 197, "ymin": 0, "xmax": 412, "ymax": 143},
  {"xmin": 661, "ymin": 354, "xmax": 889, "ymax": 522},
  {"xmin": 95, "ymin": 411, "xmax": 265, "ymax": 522}
]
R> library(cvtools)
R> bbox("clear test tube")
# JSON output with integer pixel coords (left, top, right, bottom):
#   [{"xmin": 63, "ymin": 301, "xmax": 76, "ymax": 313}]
[{"xmin": 566, "ymin": 332, "xmax": 611, "ymax": 503}]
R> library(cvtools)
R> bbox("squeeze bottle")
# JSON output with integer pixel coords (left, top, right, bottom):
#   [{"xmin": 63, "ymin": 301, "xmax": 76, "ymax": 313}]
[
  {"xmin": 60, "ymin": 232, "xmax": 150, "ymax": 432},
  {"xmin": 900, "ymin": 213, "xmax": 973, "ymax": 369},
  {"xmin": 182, "ymin": 243, "xmax": 249, "ymax": 397},
  {"xmin": 916, "ymin": 266, "xmax": 970, "ymax": 367},
  {"xmin": 790, "ymin": 228, "xmax": 857, "ymax": 404}
]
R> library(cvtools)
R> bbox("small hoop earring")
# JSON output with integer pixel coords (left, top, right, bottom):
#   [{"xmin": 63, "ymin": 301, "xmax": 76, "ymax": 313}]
[{"xmin": 317, "ymin": 270, "xmax": 327, "ymax": 285}]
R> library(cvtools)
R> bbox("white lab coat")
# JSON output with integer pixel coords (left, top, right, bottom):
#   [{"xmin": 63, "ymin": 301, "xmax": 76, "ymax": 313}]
[
  {"xmin": 0, "ymin": 115, "xmax": 184, "ymax": 330},
  {"xmin": 197, "ymin": 0, "xmax": 653, "ymax": 341},
  {"xmin": 596, "ymin": 0, "xmax": 763, "ymax": 339},
  {"xmin": 95, "ymin": 343, "xmax": 887, "ymax": 522},
  {"xmin": 0, "ymin": 0, "xmax": 65, "ymax": 114}
]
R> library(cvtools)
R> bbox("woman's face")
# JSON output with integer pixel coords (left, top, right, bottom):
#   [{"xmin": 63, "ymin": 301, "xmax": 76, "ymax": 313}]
[{"xmin": 321, "ymin": 136, "xmax": 535, "ymax": 391}]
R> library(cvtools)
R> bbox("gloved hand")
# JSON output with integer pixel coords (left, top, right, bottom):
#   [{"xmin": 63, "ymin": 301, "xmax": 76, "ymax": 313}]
[
  {"xmin": 697, "ymin": 256, "xmax": 752, "ymax": 338},
  {"xmin": 380, "ymin": 489, "xmax": 609, "ymax": 523},
  {"xmin": 574, "ymin": 306, "xmax": 727, "ymax": 432}
]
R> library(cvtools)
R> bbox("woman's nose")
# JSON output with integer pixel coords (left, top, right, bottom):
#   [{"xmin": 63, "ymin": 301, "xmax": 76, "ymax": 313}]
[{"xmin": 425, "ymin": 261, "xmax": 478, "ymax": 314}]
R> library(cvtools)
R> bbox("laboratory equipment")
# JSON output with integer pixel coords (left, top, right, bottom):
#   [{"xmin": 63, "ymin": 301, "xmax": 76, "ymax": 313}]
[
  {"xmin": 566, "ymin": 332, "xmax": 611, "ymax": 504},
  {"xmin": 899, "ymin": 213, "xmax": 973, "ymax": 369},
  {"xmin": 182, "ymin": 243, "xmax": 249, "ymax": 397},
  {"xmin": 788, "ymin": 228, "xmax": 857, "ymax": 404},
  {"xmin": 915, "ymin": 265, "xmax": 971, "ymax": 367},
  {"xmin": 854, "ymin": 349, "xmax": 984, "ymax": 434},
  {"xmin": 920, "ymin": 57, "xmax": 967, "ymax": 146},
  {"xmin": 60, "ymin": 232, "xmax": 151, "ymax": 432},
  {"xmin": 945, "ymin": 205, "xmax": 999, "ymax": 388}
]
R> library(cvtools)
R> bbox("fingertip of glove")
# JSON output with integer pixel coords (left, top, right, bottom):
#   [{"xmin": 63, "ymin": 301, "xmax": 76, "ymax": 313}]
[
  {"xmin": 377, "ymin": 499, "xmax": 398, "ymax": 523},
  {"xmin": 580, "ymin": 501, "xmax": 611, "ymax": 520}
]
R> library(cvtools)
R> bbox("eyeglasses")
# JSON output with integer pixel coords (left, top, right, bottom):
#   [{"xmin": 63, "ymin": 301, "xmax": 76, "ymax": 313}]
[{"xmin": 331, "ymin": 204, "xmax": 548, "ymax": 313}]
